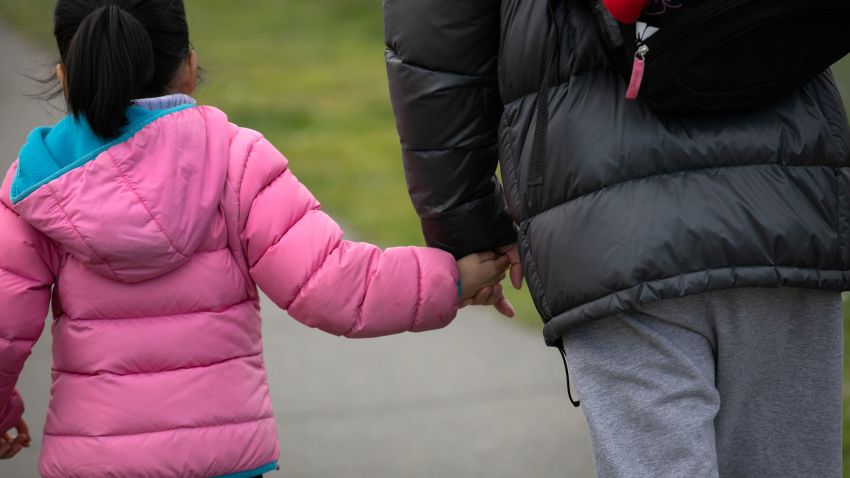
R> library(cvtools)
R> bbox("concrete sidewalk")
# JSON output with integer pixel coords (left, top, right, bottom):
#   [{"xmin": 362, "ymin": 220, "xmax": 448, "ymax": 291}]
[{"xmin": 0, "ymin": 22, "xmax": 595, "ymax": 478}]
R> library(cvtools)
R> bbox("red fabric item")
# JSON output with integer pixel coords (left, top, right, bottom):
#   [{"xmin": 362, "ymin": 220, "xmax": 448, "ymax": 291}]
[{"xmin": 602, "ymin": 0, "xmax": 651, "ymax": 24}]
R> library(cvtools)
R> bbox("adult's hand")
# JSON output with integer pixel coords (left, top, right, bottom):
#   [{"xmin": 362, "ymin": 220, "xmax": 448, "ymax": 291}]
[{"xmin": 497, "ymin": 243, "xmax": 523, "ymax": 290}]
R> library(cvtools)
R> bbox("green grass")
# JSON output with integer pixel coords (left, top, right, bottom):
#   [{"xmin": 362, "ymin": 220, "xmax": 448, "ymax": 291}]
[
  {"xmin": 0, "ymin": 0, "xmax": 546, "ymax": 329},
  {"xmin": 1, "ymin": 0, "xmax": 431, "ymax": 248},
  {"xmin": 2, "ymin": 1, "xmax": 850, "ymax": 471}
]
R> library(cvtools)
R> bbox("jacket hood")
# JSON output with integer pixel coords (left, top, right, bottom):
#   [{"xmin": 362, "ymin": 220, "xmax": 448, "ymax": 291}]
[{"xmin": 9, "ymin": 99, "xmax": 230, "ymax": 283}]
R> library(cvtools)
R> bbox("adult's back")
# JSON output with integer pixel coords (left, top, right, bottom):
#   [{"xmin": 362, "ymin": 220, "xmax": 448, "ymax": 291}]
[
  {"xmin": 384, "ymin": 0, "xmax": 850, "ymax": 342},
  {"xmin": 384, "ymin": 1, "xmax": 849, "ymax": 476}
]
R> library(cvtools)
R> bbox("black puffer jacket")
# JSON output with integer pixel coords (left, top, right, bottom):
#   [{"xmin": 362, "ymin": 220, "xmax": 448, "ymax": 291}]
[{"xmin": 384, "ymin": 0, "xmax": 850, "ymax": 345}]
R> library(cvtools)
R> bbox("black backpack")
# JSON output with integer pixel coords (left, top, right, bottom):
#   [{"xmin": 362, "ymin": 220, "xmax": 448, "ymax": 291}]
[
  {"xmin": 587, "ymin": 0, "xmax": 850, "ymax": 113},
  {"xmin": 528, "ymin": 1, "xmax": 850, "ymax": 192}
]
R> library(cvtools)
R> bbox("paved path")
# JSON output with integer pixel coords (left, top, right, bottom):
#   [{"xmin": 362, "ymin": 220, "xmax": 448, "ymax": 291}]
[{"xmin": 0, "ymin": 22, "xmax": 595, "ymax": 478}]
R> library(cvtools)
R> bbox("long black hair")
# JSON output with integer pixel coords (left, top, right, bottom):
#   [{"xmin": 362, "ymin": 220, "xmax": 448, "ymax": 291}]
[{"xmin": 53, "ymin": 0, "xmax": 191, "ymax": 138}]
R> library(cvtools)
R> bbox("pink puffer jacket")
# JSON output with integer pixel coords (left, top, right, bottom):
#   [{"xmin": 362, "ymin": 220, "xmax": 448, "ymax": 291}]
[{"xmin": 0, "ymin": 102, "xmax": 459, "ymax": 477}]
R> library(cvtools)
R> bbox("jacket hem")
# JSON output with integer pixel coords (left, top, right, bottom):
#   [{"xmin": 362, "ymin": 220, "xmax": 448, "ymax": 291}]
[
  {"xmin": 213, "ymin": 460, "xmax": 278, "ymax": 478},
  {"xmin": 541, "ymin": 266, "xmax": 850, "ymax": 345}
]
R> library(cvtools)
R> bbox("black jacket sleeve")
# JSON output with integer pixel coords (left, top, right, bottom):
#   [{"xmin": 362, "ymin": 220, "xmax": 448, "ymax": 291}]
[{"xmin": 383, "ymin": 0, "xmax": 517, "ymax": 259}]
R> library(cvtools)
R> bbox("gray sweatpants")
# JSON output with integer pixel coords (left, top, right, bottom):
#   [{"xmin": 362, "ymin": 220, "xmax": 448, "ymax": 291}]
[{"xmin": 561, "ymin": 287, "xmax": 844, "ymax": 478}]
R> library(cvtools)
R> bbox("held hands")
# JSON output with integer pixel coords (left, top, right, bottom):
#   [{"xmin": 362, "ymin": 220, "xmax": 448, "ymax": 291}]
[
  {"xmin": 496, "ymin": 243, "xmax": 523, "ymax": 291},
  {"xmin": 457, "ymin": 251, "xmax": 516, "ymax": 317},
  {"xmin": 0, "ymin": 419, "xmax": 30, "ymax": 460}
]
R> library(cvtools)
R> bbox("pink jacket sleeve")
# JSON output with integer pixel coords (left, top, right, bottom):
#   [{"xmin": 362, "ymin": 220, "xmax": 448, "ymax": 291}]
[
  {"xmin": 236, "ymin": 135, "xmax": 460, "ymax": 337},
  {"xmin": 0, "ymin": 164, "xmax": 58, "ymax": 433}
]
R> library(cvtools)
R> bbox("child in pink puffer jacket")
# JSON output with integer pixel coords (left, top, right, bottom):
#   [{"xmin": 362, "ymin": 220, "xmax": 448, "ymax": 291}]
[{"xmin": 0, "ymin": 1, "xmax": 516, "ymax": 477}]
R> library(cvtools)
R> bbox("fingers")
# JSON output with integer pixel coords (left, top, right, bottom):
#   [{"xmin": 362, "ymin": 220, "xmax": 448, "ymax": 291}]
[
  {"xmin": 474, "ymin": 251, "xmax": 498, "ymax": 262},
  {"xmin": 509, "ymin": 262, "xmax": 523, "ymax": 290},
  {"xmin": 504, "ymin": 245, "xmax": 522, "ymax": 289},
  {"xmin": 473, "ymin": 286, "xmax": 494, "ymax": 305},
  {"xmin": 15, "ymin": 420, "xmax": 30, "ymax": 448},
  {"xmin": 11, "ymin": 433, "xmax": 29, "ymax": 449},
  {"xmin": 0, "ymin": 419, "xmax": 32, "ymax": 459},
  {"xmin": 463, "ymin": 283, "xmax": 516, "ymax": 318},
  {"xmin": 483, "ymin": 284, "xmax": 503, "ymax": 306},
  {"xmin": 473, "ymin": 251, "xmax": 509, "ymax": 269},
  {"xmin": 481, "ymin": 256, "xmax": 509, "ymax": 285},
  {"xmin": 0, "ymin": 442, "xmax": 22, "ymax": 459},
  {"xmin": 495, "ymin": 298, "xmax": 516, "ymax": 318},
  {"xmin": 498, "ymin": 244, "xmax": 524, "ymax": 289},
  {"xmin": 468, "ymin": 285, "xmax": 506, "ymax": 306},
  {"xmin": 457, "ymin": 248, "xmax": 519, "ymax": 303},
  {"xmin": 0, "ymin": 432, "xmax": 21, "ymax": 459},
  {"xmin": 0, "ymin": 433, "xmax": 10, "ymax": 457},
  {"xmin": 461, "ymin": 287, "xmax": 497, "ymax": 308}
]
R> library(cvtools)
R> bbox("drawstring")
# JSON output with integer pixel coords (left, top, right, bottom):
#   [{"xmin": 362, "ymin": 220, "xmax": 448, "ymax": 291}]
[{"xmin": 557, "ymin": 338, "xmax": 581, "ymax": 407}]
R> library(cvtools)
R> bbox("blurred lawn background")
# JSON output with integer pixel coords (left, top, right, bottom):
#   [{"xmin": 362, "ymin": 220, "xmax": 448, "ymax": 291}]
[
  {"xmin": 2, "ymin": 0, "xmax": 850, "ymax": 474},
  {"xmin": 0, "ymin": 0, "xmax": 553, "ymax": 328}
]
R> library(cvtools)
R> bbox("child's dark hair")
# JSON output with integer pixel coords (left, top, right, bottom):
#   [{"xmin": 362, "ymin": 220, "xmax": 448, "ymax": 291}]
[{"xmin": 53, "ymin": 0, "xmax": 190, "ymax": 138}]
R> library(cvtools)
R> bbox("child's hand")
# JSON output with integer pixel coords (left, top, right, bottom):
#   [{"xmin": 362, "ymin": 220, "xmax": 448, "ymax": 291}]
[
  {"xmin": 457, "ymin": 252, "xmax": 515, "ymax": 317},
  {"xmin": 464, "ymin": 283, "xmax": 516, "ymax": 318},
  {"xmin": 0, "ymin": 418, "xmax": 30, "ymax": 460},
  {"xmin": 458, "ymin": 252, "xmax": 508, "ymax": 301}
]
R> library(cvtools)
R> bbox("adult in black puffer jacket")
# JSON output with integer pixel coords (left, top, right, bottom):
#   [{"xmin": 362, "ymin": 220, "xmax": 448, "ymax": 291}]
[{"xmin": 384, "ymin": 1, "xmax": 849, "ymax": 476}]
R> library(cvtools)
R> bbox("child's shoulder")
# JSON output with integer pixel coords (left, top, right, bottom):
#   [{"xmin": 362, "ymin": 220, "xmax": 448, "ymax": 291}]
[
  {"xmin": 196, "ymin": 105, "xmax": 275, "ymax": 160},
  {"xmin": 185, "ymin": 104, "xmax": 288, "ymax": 177},
  {"xmin": 203, "ymin": 107, "xmax": 293, "ymax": 207},
  {"xmin": 175, "ymin": 103, "xmax": 257, "ymax": 147}
]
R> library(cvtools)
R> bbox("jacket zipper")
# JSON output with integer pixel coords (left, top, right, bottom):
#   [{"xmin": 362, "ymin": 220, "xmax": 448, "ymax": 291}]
[
  {"xmin": 624, "ymin": 0, "xmax": 750, "ymax": 99},
  {"xmin": 625, "ymin": 44, "xmax": 649, "ymax": 100}
]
